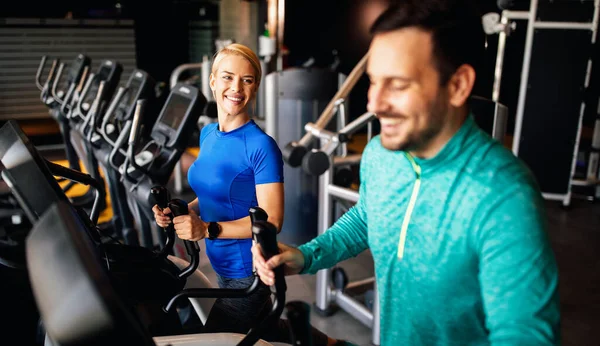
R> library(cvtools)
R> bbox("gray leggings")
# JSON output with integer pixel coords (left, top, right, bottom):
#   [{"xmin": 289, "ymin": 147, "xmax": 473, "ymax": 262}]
[{"xmin": 203, "ymin": 273, "xmax": 330, "ymax": 345}]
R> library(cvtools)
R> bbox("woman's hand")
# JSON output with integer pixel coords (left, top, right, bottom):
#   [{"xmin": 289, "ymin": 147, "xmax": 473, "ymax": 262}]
[
  {"xmin": 173, "ymin": 208, "xmax": 208, "ymax": 241},
  {"xmin": 152, "ymin": 205, "xmax": 172, "ymax": 228}
]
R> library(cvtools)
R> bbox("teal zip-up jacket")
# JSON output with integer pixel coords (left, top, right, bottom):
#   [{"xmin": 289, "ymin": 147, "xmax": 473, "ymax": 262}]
[{"xmin": 298, "ymin": 115, "xmax": 560, "ymax": 345}]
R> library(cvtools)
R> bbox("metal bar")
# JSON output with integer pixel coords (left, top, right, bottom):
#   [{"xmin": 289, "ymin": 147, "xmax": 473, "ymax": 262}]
[
  {"xmin": 345, "ymin": 276, "xmax": 375, "ymax": 290},
  {"xmin": 592, "ymin": 0, "xmax": 600, "ymax": 44},
  {"xmin": 492, "ymin": 15, "xmax": 509, "ymax": 102},
  {"xmin": 305, "ymin": 123, "xmax": 337, "ymax": 141},
  {"xmin": 315, "ymin": 143, "xmax": 333, "ymax": 311},
  {"xmin": 328, "ymin": 184, "xmax": 359, "ymax": 203},
  {"xmin": 258, "ymin": 60, "xmax": 267, "ymax": 119},
  {"xmin": 201, "ymin": 55, "xmax": 212, "ymax": 101},
  {"xmin": 503, "ymin": 10, "xmax": 530, "ymax": 20},
  {"xmin": 333, "ymin": 290, "xmax": 373, "ymax": 328},
  {"xmin": 541, "ymin": 193, "xmax": 567, "ymax": 201},
  {"xmin": 533, "ymin": 22, "xmax": 594, "ymax": 30},
  {"xmin": 169, "ymin": 62, "xmax": 204, "ymax": 89},
  {"xmin": 566, "ymin": 0, "xmax": 599, "ymax": 203},
  {"xmin": 333, "ymin": 154, "xmax": 362, "ymax": 166},
  {"xmin": 265, "ymin": 73, "xmax": 278, "ymax": 139},
  {"xmin": 339, "ymin": 112, "xmax": 376, "ymax": 137},
  {"xmin": 277, "ymin": 0, "xmax": 285, "ymax": 71},
  {"xmin": 512, "ymin": 0, "xmax": 538, "ymax": 155},
  {"xmin": 314, "ymin": 53, "xmax": 369, "ymax": 130},
  {"xmin": 372, "ymin": 281, "xmax": 381, "ymax": 345}
]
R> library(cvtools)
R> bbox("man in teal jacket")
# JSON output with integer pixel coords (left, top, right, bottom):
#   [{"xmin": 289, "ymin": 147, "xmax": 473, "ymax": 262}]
[{"xmin": 252, "ymin": 0, "xmax": 560, "ymax": 344}]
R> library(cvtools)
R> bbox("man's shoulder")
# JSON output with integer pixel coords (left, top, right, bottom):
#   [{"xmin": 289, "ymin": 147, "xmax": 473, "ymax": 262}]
[
  {"xmin": 460, "ymin": 135, "xmax": 546, "ymax": 232},
  {"xmin": 466, "ymin": 134, "xmax": 540, "ymax": 195}
]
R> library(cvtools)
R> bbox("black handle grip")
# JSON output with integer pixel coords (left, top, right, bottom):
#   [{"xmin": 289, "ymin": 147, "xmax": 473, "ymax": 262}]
[
  {"xmin": 150, "ymin": 186, "xmax": 170, "ymax": 210},
  {"xmin": 168, "ymin": 199, "xmax": 188, "ymax": 217},
  {"xmin": 252, "ymin": 221, "xmax": 279, "ymax": 261},
  {"xmin": 286, "ymin": 301, "xmax": 313, "ymax": 346},
  {"xmin": 168, "ymin": 198, "xmax": 200, "ymax": 280},
  {"xmin": 249, "ymin": 206, "xmax": 268, "ymax": 225},
  {"xmin": 151, "ymin": 185, "xmax": 174, "ymax": 259},
  {"xmin": 169, "ymin": 196, "xmax": 199, "ymax": 257},
  {"xmin": 184, "ymin": 238, "xmax": 200, "ymax": 256}
]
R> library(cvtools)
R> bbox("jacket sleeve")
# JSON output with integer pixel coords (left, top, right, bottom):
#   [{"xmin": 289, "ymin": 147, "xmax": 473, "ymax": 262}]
[{"xmin": 476, "ymin": 185, "xmax": 560, "ymax": 345}]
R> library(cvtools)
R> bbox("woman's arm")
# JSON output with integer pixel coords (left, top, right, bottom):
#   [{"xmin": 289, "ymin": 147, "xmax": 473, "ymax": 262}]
[
  {"xmin": 188, "ymin": 197, "xmax": 200, "ymax": 215},
  {"xmin": 216, "ymin": 182, "xmax": 284, "ymax": 239}
]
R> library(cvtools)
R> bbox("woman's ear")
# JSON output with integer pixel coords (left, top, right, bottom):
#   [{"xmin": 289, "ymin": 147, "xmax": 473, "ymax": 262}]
[{"xmin": 209, "ymin": 73, "xmax": 216, "ymax": 91}]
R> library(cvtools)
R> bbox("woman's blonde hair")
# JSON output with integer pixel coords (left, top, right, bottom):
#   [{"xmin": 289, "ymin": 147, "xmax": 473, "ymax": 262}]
[{"xmin": 211, "ymin": 43, "xmax": 262, "ymax": 88}]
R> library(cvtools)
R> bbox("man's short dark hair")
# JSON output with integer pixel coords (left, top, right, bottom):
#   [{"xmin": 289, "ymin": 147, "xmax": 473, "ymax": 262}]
[{"xmin": 370, "ymin": 0, "xmax": 485, "ymax": 85}]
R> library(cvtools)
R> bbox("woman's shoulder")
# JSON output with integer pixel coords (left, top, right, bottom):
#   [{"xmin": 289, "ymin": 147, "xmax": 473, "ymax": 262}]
[{"xmin": 244, "ymin": 121, "xmax": 279, "ymax": 148}]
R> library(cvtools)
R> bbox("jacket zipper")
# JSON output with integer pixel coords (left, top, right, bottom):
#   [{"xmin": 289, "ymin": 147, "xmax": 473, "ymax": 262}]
[{"xmin": 398, "ymin": 153, "xmax": 422, "ymax": 260}]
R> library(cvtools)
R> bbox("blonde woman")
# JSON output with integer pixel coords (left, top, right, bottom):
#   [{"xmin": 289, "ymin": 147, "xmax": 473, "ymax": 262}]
[{"xmin": 153, "ymin": 44, "xmax": 342, "ymax": 345}]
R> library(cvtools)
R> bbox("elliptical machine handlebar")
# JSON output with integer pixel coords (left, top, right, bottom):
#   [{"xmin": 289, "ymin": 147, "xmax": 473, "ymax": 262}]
[
  {"xmin": 168, "ymin": 199, "xmax": 200, "ymax": 279},
  {"xmin": 82, "ymin": 80, "xmax": 107, "ymax": 141},
  {"xmin": 72, "ymin": 72, "xmax": 96, "ymax": 120},
  {"xmin": 149, "ymin": 186, "xmax": 201, "ymax": 279},
  {"xmin": 123, "ymin": 99, "xmax": 153, "ymax": 181},
  {"xmin": 43, "ymin": 160, "xmax": 106, "ymax": 225},
  {"xmin": 100, "ymin": 86, "xmax": 129, "ymax": 146},
  {"xmin": 36, "ymin": 57, "xmax": 59, "ymax": 104},
  {"xmin": 35, "ymin": 55, "xmax": 48, "ymax": 91},
  {"xmin": 108, "ymin": 120, "xmax": 132, "ymax": 173},
  {"xmin": 60, "ymin": 64, "xmax": 89, "ymax": 116},
  {"xmin": 163, "ymin": 207, "xmax": 286, "ymax": 346},
  {"xmin": 50, "ymin": 62, "xmax": 66, "ymax": 105}
]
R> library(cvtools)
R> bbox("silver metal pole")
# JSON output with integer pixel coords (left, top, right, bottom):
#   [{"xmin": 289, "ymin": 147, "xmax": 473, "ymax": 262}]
[
  {"xmin": 265, "ymin": 73, "xmax": 278, "ymax": 140},
  {"xmin": 201, "ymin": 55, "xmax": 212, "ymax": 101},
  {"xmin": 492, "ymin": 15, "xmax": 509, "ymax": 103},
  {"xmin": 533, "ymin": 22, "xmax": 594, "ymax": 30},
  {"xmin": 512, "ymin": 0, "xmax": 538, "ymax": 155},
  {"xmin": 333, "ymin": 291, "xmax": 373, "ymax": 327},
  {"xmin": 328, "ymin": 184, "xmax": 360, "ymax": 203},
  {"xmin": 277, "ymin": 0, "xmax": 285, "ymax": 71},
  {"xmin": 315, "ymin": 139, "xmax": 333, "ymax": 311},
  {"xmin": 372, "ymin": 281, "xmax": 381, "ymax": 345},
  {"xmin": 565, "ymin": 0, "xmax": 600, "ymax": 206}
]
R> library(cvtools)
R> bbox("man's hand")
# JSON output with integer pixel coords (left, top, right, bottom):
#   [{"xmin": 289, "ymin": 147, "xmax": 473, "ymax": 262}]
[
  {"xmin": 152, "ymin": 204, "xmax": 172, "ymax": 228},
  {"xmin": 173, "ymin": 208, "xmax": 207, "ymax": 241},
  {"xmin": 251, "ymin": 242, "xmax": 305, "ymax": 286}
]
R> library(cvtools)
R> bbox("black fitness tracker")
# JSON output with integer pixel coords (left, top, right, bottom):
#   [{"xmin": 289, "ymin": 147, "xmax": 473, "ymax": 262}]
[{"xmin": 208, "ymin": 221, "xmax": 221, "ymax": 240}]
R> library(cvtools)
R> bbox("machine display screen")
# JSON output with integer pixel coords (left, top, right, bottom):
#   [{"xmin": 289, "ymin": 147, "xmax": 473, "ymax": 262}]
[
  {"xmin": 0, "ymin": 122, "xmax": 68, "ymax": 221},
  {"xmin": 158, "ymin": 93, "xmax": 191, "ymax": 130}
]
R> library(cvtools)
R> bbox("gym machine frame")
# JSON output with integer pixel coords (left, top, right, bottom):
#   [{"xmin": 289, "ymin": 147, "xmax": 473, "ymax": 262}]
[
  {"xmin": 312, "ymin": 111, "xmax": 380, "ymax": 346},
  {"xmin": 487, "ymin": 0, "xmax": 600, "ymax": 206}
]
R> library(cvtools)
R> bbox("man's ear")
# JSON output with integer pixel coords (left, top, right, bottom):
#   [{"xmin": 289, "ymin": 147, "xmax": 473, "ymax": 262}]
[{"xmin": 448, "ymin": 64, "xmax": 476, "ymax": 107}]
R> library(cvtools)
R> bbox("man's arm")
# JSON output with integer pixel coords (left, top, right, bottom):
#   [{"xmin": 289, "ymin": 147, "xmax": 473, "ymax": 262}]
[
  {"xmin": 297, "ymin": 197, "xmax": 370, "ymax": 275},
  {"xmin": 298, "ymin": 141, "xmax": 376, "ymax": 275},
  {"xmin": 477, "ymin": 186, "xmax": 560, "ymax": 345}
]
